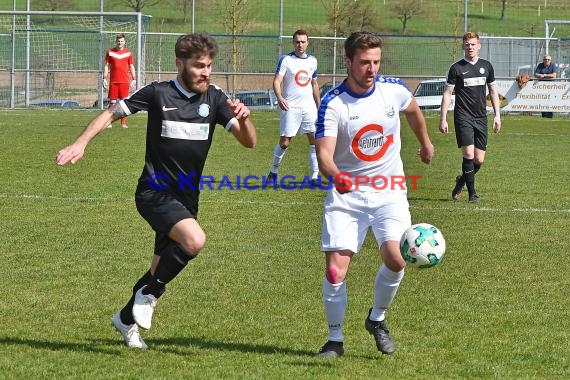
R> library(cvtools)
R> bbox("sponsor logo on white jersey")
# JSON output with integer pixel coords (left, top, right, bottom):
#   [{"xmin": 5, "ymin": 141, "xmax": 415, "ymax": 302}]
[{"xmin": 351, "ymin": 124, "xmax": 394, "ymax": 162}]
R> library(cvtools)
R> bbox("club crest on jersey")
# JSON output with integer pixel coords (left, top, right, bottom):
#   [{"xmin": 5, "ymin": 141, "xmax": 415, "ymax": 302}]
[
  {"xmin": 351, "ymin": 124, "xmax": 394, "ymax": 162},
  {"xmin": 386, "ymin": 106, "xmax": 395, "ymax": 118},
  {"xmin": 294, "ymin": 70, "xmax": 311, "ymax": 87},
  {"xmin": 198, "ymin": 104, "xmax": 210, "ymax": 117},
  {"xmin": 479, "ymin": 67, "xmax": 486, "ymax": 74}
]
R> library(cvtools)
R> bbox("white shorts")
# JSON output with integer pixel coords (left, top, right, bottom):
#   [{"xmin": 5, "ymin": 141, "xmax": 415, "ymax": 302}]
[
  {"xmin": 321, "ymin": 190, "xmax": 411, "ymax": 253},
  {"xmin": 279, "ymin": 106, "xmax": 317, "ymax": 137}
]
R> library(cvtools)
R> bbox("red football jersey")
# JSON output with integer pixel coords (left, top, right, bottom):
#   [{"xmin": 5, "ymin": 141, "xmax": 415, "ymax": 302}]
[{"xmin": 105, "ymin": 48, "xmax": 134, "ymax": 84}]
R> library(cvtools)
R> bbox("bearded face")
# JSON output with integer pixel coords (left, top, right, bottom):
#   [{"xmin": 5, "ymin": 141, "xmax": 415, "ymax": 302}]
[{"xmin": 177, "ymin": 55, "xmax": 213, "ymax": 94}]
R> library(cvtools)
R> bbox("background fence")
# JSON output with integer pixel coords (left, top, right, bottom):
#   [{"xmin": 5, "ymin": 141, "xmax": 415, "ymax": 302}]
[{"xmin": 0, "ymin": 7, "xmax": 569, "ymax": 108}]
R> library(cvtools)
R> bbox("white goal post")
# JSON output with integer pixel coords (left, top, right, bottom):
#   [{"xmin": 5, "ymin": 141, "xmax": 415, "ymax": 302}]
[
  {"xmin": 0, "ymin": 10, "xmax": 147, "ymax": 108},
  {"xmin": 544, "ymin": 19, "xmax": 570, "ymax": 54}
]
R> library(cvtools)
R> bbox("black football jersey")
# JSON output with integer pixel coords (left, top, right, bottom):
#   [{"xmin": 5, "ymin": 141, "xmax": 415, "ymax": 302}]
[
  {"xmin": 446, "ymin": 58, "xmax": 496, "ymax": 121},
  {"xmin": 120, "ymin": 79, "xmax": 234, "ymax": 207}
]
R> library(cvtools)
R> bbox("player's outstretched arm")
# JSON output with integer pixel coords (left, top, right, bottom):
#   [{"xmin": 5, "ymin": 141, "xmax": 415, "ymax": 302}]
[
  {"xmin": 226, "ymin": 98, "xmax": 256, "ymax": 148},
  {"xmin": 404, "ymin": 98, "xmax": 434, "ymax": 164},
  {"xmin": 56, "ymin": 109, "xmax": 115, "ymax": 166}
]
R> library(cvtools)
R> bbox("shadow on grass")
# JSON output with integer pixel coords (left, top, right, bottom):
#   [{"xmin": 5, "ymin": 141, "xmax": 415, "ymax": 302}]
[
  {"xmin": 408, "ymin": 195, "xmax": 451, "ymax": 202},
  {"xmin": 149, "ymin": 337, "xmax": 381, "ymax": 363},
  {"xmin": 0, "ymin": 336, "xmax": 122, "ymax": 355},
  {"xmin": 0, "ymin": 335, "xmax": 381, "ymax": 363},
  {"xmin": 148, "ymin": 336, "xmax": 316, "ymax": 357},
  {"xmin": 0, "ymin": 335, "xmax": 318, "ymax": 358}
]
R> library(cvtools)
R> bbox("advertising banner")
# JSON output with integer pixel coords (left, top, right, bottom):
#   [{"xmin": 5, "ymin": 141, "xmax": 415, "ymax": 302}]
[{"xmin": 502, "ymin": 80, "xmax": 570, "ymax": 113}]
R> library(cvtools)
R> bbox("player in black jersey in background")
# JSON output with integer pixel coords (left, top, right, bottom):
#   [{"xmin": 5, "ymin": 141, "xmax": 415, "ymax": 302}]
[
  {"xmin": 439, "ymin": 32, "xmax": 501, "ymax": 203},
  {"xmin": 56, "ymin": 32, "xmax": 256, "ymax": 349}
]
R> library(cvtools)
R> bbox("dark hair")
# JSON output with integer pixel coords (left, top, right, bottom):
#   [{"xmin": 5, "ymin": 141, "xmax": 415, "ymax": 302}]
[
  {"xmin": 344, "ymin": 32, "xmax": 382, "ymax": 60},
  {"xmin": 293, "ymin": 29, "xmax": 308, "ymax": 39},
  {"xmin": 116, "ymin": 33, "xmax": 126, "ymax": 40},
  {"xmin": 175, "ymin": 32, "xmax": 219, "ymax": 60}
]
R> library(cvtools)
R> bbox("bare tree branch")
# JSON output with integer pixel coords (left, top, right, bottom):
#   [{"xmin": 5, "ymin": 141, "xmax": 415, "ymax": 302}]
[
  {"xmin": 123, "ymin": 0, "xmax": 161, "ymax": 12},
  {"xmin": 322, "ymin": 0, "xmax": 382, "ymax": 37},
  {"xmin": 390, "ymin": 0, "xmax": 424, "ymax": 34}
]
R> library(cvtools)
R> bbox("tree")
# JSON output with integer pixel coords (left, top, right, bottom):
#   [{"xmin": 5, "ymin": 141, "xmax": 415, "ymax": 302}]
[
  {"xmin": 173, "ymin": 0, "xmax": 193, "ymax": 24},
  {"xmin": 214, "ymin": 0, "xmax": 253, "ymax": 94},
  {"xmin": 216, "ymin": 0, "xmax": 252, "ymax": 35},
  {"xmin": 500, "ymin": 0, "xmax": 520, "ymax": 20},
  {"xmin": 122, "ymin": 0, "xmax": 161, "ymax": 12},
  {"xmin": 33, "ymin": 0, "xmax": 75, "ymax": 12},
  {"xmin": 33, "ymin": 0, "xmax": 75, "ymax": 10},
  {"xmin": 322, "ymin": 0, "xmax": 382, "ymax": 37},
  {"xmin": 33, "ymin": 0, "xmax": 76, "ymax": 23},
  {"xmin": 390, "ymin": 0, "xmax": 424, "ymax": 34},
  {"xmin": 320, "ymin": 0, "xmax": 382, "ymax": 83},
  {"xmin": 522, "ymin": 23, "xmax": 538, "ymax": 37}
]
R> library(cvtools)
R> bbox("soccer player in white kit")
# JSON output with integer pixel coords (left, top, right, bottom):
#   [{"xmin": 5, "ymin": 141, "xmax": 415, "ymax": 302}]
[
  {"xmin": 315, "ymin": 32, "xmax": 435, "ymax": 358},
  {"xmin": 267, "ymin": 29, "xmax": 321, "ymax": 185}
]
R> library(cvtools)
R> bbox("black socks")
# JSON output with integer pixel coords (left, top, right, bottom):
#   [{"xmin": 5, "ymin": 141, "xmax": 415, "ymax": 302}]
[
  {"xmin": 143, "ymin": 244, "xmax": 193, "ymax": 298},
  {"xmin": 119, "ymin": 243, "xmax": 194, "ymax": 326},
  {"xmin": 462, "ymin": 157, "xmax": 476, "ymax": 196},
  {"xmin": 120, "ymin": 270, "xmax": 152, "ymax": 325}
]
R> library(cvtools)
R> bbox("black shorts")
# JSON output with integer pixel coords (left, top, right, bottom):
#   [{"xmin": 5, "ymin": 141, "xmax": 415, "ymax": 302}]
[
  {"xmin": 454, "ymin": 118, "xmax": 488, "ymax": 150},
  {"xmin": 135, "ymin": 186, "xmax": 197, "ymax": 234},
  {"xmin": 135, "ymin": 187, "xmax": 197, "ymax": 256}
]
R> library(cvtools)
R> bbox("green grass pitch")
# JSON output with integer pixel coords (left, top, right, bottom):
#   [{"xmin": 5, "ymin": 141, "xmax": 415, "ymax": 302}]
[{"xmin": 0, "ymin": 109, "xmax": 568, "ymax": 379}]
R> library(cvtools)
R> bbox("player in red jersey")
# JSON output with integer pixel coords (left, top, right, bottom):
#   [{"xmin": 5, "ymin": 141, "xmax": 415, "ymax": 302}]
[{"xmin": 103, "ymin": 33, "xmax": 137, "ymax": 128}]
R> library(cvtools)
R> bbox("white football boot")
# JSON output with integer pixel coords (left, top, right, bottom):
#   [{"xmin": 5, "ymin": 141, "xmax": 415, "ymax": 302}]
[
  {"xmin": 111, "ymin": 311, "xmax": 148, "ymax": 349},
  {"xmin": 132, "ymin": 287, "xmax": 158, "ymax": 330}
]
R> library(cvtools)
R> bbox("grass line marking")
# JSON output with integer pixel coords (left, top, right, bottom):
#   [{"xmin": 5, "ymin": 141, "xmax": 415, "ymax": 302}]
[{"xmin": 2, "ymin": 193, "xmax": 568, "ymax": 213}]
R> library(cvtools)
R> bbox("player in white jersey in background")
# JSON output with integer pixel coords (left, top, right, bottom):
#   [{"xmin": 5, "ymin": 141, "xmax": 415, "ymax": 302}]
[
  {"xmin": 314, "ymin": 32, "xmax": 435, "ymax": 358},
  {"xmin": 267, "ymin": 29, "xmax": 321, "ymax": 186}
]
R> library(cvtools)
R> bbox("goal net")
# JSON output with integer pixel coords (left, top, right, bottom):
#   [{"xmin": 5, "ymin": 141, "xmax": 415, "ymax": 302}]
[{"xmin": 0, "ymin": 11, "xmax": 149, "ymax": 108}]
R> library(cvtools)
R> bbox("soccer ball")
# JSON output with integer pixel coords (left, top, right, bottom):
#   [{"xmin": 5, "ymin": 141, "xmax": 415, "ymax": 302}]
[{"xmin": 400, "ymin": 223, "xmax": 446, "ymax": 268}]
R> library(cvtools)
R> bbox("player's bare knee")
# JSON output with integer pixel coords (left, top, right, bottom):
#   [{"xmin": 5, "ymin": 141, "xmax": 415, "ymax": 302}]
[
  {"xmin": 279, "ymin": 136, "xmax": 291, "ymax": 149},
  {"xmin": 381, "ymin": 250, "xmax": 406, "ymax": 272},
  {"xmin": 385, "ymin": 258, "xmax": 405, "ymax": 272},
  {"xmin": 180, "ymin": 232, "xmax": 206, "ymax": 257},
  {"xmin": 326, "ymin": 266, "xmax": 346, "ymax": 284},
  {"xmin": 392, "ymin": 261, "xmax": 406, "ymax": 272}
]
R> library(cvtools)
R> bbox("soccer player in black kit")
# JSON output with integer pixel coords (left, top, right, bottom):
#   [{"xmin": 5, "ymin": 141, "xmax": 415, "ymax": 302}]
[
  {"xmin": 56, "ymin": 32, "xmax": 257, "ymax": 349},
  {"xmin": 439, "ymin": 32, "xmax": 501, "ymax": 203}
]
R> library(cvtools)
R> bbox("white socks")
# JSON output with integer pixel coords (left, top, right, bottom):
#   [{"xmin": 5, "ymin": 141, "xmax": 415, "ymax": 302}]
[
  {"xmin": 322, "ymin": 265, "xmax": 404, "ymax": 341},
  {"xmin": 370, "ymin": 264, "xmax": 404, "ymax": 321},
  {"xmin": 322, "ymin": 264, "xmax": 403, "ymax": 343},
  {"xmin": 322, "ymin": 278, "xmax": 347, "ymax": 342},
  {"xmin": 309, "ymin": 144, "xmax": 319, "ymax": 179},
  {"xmin": 270, "ymin": 144, "xmax": 287, "ymax": 173},
  {"xmin": 270, "ymin": 143, "xmax": 319, "ymax": 178}
]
